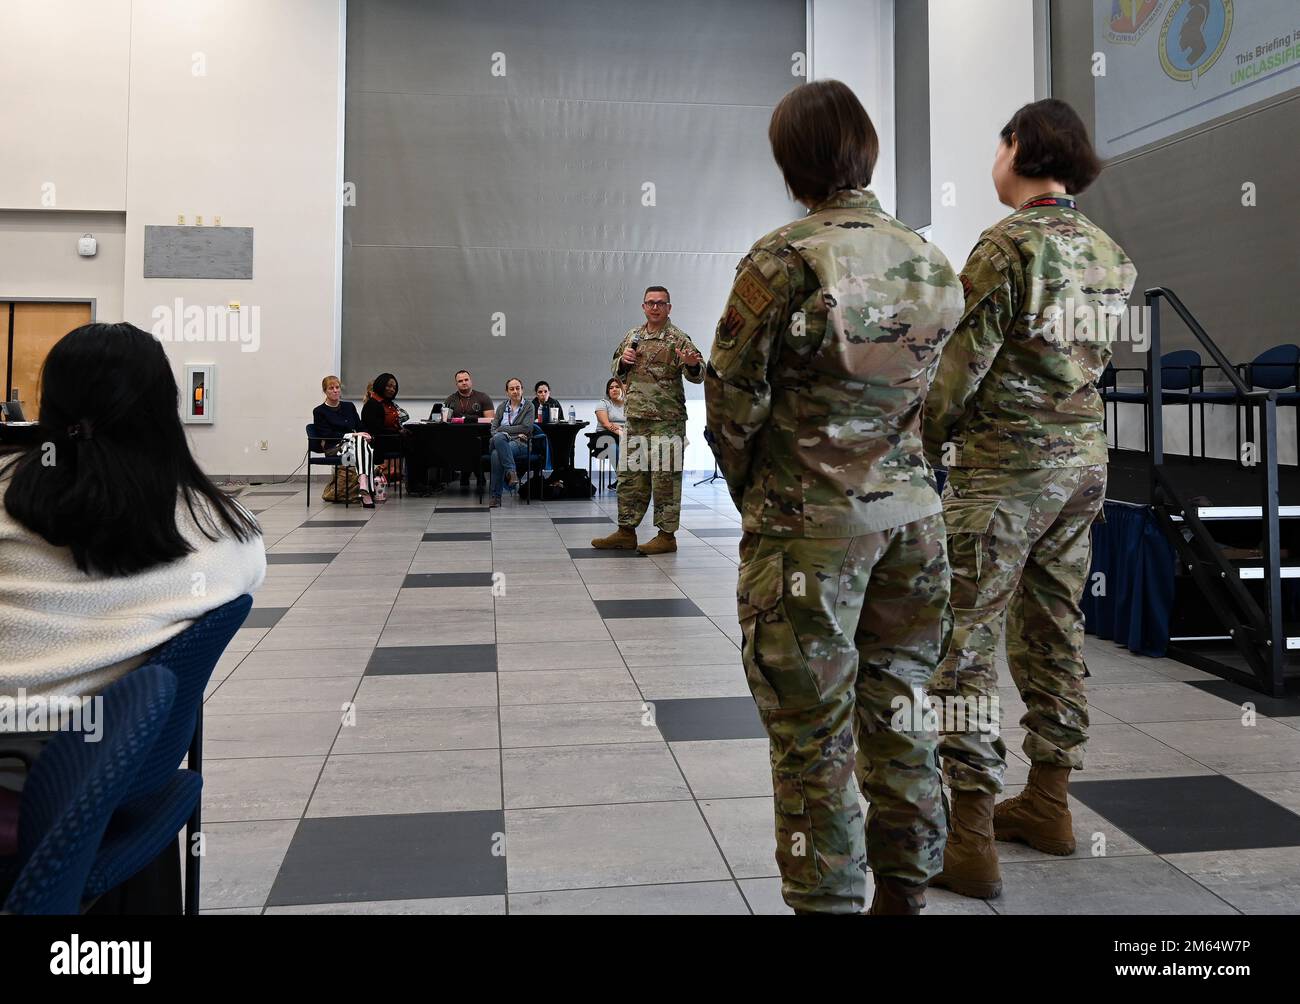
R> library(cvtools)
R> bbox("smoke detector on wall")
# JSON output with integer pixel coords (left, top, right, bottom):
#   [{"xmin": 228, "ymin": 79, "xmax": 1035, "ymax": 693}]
[{"xmin": 77, "ymin": 234, "xmax": 97, "ymax": 257}]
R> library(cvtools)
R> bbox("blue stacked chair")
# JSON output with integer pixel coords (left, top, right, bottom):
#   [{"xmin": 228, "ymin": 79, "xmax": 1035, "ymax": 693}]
[
  {"xmin": 2, "ymin": 665, "xmax": 177, "ymax": 914},
  {"xmin": 81, "ymin": 594, "xmax": 252, "ymax": 914}
]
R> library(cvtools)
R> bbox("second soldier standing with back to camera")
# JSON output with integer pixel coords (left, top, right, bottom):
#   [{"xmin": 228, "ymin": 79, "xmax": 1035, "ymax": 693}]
[
  {"xmin": 704, "ymin": 79, "xmax": 964, "ymax": 915},
  {"xmin": 922, "ymin": 98, "xmax": 1137, "ymax": 900}
]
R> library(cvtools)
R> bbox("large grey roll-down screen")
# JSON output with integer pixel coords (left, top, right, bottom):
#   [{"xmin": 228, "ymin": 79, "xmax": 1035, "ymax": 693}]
[{"xmin": 343, "ymin": 0, "xmax": 805, "ymax": 399}]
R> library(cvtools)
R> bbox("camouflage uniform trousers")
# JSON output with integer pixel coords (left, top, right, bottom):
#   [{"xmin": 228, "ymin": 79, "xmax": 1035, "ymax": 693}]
[
  {"xmin": 737, "ymin": 515, "xmax": 951, "ymax": 914},
  {"xmin": 931, "ymin": 465, "xmax": 1106, "ymax": 795},
  {"xmin": 617, "ymin": 418, "xmax": 685, "ymax": 534}
]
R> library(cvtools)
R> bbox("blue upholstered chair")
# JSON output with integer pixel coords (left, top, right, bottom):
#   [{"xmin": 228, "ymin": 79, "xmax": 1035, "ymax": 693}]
[{"xmin": 2, "ymin": 665, "xmax": 177, "ymax": 914}]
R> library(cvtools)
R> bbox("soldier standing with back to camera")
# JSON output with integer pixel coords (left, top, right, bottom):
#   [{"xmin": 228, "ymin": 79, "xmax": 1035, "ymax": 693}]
[
  {"xmin": 705, "ymin": 80, "xmax": 964, "ymax": 915},
  {"xmin": 922, "ymin": 98, "xmax": 1137, "ymax": 900},
  {"xmin": 591, "ymin": 286, "xmax": 703, "ymax": 555}
]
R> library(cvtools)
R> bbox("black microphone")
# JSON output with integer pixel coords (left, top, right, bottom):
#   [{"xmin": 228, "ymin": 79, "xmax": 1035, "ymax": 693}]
[{"xmin": 629, "ymin": 334, "xmax": 640, "ymax": 351}]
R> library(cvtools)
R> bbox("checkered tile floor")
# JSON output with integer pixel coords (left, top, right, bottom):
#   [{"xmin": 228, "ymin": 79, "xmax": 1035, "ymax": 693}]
[{"xmin": 199, "ymin": 480, "xmax": 1300, "ymax": 914}]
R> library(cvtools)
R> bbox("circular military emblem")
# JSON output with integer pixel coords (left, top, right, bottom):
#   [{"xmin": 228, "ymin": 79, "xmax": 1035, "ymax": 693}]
[
  {"xmin": 1159, "ymin": 0, "xmax": 1233, "ymax": 82},
  {"xmin": 1105, "ymin": 0, "xmax": 1162, "ymax": 45}
]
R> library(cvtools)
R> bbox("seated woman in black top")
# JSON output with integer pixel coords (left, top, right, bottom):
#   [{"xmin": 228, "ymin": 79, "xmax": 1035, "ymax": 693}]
[
  {"xmin": 361, "ymin": 372, "xmax": 434, "ymax": 496},
  {"xmin": 532, "ymin": 380, "xmax": 565, "ymax": 424},
  {"xmin": 313, "ymin": 375, "xmax": 375, "ymax": 506}
]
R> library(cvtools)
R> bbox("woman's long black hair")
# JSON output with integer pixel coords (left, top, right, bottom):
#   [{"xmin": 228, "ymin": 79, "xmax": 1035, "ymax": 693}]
[{"xmin": 1, "ymin": 322, "xmax": 260, "ymax": 576}]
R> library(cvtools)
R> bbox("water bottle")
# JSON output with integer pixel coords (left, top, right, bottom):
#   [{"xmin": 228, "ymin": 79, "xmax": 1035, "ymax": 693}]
[{"xmin": 568, "ymin": 406, "xmax": 576, "ymax": 423}]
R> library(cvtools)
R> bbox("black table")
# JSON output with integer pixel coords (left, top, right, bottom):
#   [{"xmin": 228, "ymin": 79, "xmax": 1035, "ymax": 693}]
[
  {"xmin": 404, "ymin": 421, "xmax": 492, "ymax": 494},
  {"xmin": 0, "ymin": 422, "xmax": 41, "ymax": 453},
  {"xmin": 539, "ymin": 420, "xmax": 588, "ymax": 481}
]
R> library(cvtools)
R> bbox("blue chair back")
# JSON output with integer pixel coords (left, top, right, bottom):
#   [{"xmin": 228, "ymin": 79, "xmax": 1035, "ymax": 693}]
[
  {"xmin": 119, "ymin": 595, "xmax": 251, "ymax": 801},
  {"xmin": 1248, "ymin": 344, "xmax": 1300, "ymax": 390},
  {"xmin": 1098, "ymin": 363, "xmax": 1117, "ymax": 390},
  {"xmin": 5, "ymin": 665, "xmax": 177, "ymax": 914},
  {"xmin": 1161, "ymin": 350, "xmax": 1202, "ymax": 390}
]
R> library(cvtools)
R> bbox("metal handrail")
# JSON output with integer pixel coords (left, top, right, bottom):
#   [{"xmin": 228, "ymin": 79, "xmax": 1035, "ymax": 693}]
[{"xmin": 1144, "ymin": 287, "xmax": 1285, "ymax": 694}]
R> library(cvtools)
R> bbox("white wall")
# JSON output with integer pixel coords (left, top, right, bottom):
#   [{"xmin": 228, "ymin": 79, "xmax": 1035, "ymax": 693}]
[
  {"xmin": 121, "ymin": 0, "xmax": 345, "ymax": 478},
  {"xmin": 927, "ymin": 0, "xmax": 1036, "ymax": 265},
  {"xmin": 0, "ymin": 0, "xmax": 346, "ymax": 478},
  {"xmin": 808, "ymin": 0, "xmax": 896, "ymax": 216},
  {"xmin": 0, "ymin": 212, "xmax": 125, "ymax": 321},
  {"xmin": 0, "ymin": 0, "xmax": 131, "ymax": 211}
]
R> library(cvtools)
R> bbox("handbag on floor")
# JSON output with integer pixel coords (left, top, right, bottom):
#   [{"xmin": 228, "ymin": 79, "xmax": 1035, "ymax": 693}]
[{"xmin": 321, "ymin": 466, "xmax": 362, "ymax": 504}]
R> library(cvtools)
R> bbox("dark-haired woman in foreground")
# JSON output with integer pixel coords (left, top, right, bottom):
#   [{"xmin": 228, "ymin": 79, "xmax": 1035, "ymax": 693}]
[
  {"xmin": 922, "ymin": 99, "xmax": 1137, "ymax": 900},
  {"xmin": 0, "ymin": 322, "xmax": 265, "ymax": 699}
]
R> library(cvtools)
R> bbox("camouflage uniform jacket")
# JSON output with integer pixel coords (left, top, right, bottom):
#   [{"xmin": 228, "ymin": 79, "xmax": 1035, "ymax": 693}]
[
  {"xmin": 611, "ymin": 321, "xmax": 703, "ymax": 424},
  {"xmin": 923, "ymin": 193, "xmax": 1138, "ymax": 469},
  {"xmin": 704, "ymin": 188, "xmax": 964, "ymax": 538}
]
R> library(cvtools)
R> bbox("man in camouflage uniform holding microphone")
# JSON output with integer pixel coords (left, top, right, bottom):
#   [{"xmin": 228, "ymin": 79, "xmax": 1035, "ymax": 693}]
[
  {"xmin": 705, "ymin": 80, "xmax": 964, "ymax": 915},
  {"xmin": 591, "ymin": 285, "xmax": 704, "ymax": 556},
  {"xmin": 923, "ymin": 99, "xmax": 1137, "ymax": 900}
]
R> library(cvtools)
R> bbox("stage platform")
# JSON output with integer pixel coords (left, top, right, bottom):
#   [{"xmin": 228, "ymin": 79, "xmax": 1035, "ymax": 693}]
[{"xmin": 1106, "ymin": 447, "xmax": 1300, "ymax": 509}]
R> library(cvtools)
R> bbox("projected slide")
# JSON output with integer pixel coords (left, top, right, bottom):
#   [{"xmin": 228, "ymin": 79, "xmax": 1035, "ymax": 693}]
[{"xmin": 1093, "ymin": 0, "xmax": 1300, "ymax": 158}]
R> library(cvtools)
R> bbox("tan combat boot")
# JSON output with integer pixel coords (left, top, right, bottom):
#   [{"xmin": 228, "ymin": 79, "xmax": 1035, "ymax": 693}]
[
  {"xmin": 868, "ymin": 876, "xmax": 927, "ymax": 915},
  {"xmin": 931, "ymin": 790, "xmax": 1002, "ymax": 899},
  {"xmin": 590, "ymin": 526, "xmax": 638, "ymax": 549},
  {"xmin": 994, "ymin": 763, "xmax": 1076, "ymax": 855},
  {"xmin": 636, "ymin": 531, "xmax": 677, "ymax": 555}
]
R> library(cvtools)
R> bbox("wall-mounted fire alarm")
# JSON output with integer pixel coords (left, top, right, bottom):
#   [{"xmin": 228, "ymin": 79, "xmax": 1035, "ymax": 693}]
[{"xmin": 77, "ymin": 234, "xmax": 97, "ymax": 257}]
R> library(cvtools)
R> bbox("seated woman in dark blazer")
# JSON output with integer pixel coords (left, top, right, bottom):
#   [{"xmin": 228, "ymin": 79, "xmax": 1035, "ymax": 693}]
[
  {"xmin": 313, "ymin": 375, "xmax": 374, "ymax": 506},
  {"xmin": 361, "ymin": 372, "xmax": 433, "ymax": 495}
]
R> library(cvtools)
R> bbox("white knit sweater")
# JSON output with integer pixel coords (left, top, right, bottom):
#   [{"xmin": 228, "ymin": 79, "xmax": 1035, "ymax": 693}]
[{"xmin": 0, "ymin": 487, "xmax": 265, "ymax": 700}]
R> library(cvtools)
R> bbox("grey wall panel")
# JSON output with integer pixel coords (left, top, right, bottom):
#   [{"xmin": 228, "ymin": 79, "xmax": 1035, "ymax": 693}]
[
  {"xmin": 143, "ymin": 225, "xmax": 253, "ymax": 279},
  {"xmin": 342, "ymin": 245, "xmax": 739, "ymax": 400},
  {"xmin": 343, "ymin": 0, "xmax": 805, "ymax": 399},
  {"xmin": 346, "ymin": 0, "xmax": 805, "ymax": 104},
  {"xmin": 1050, "ymin": 0, "xmax": 1300, "ymax": 369},
  {"xmin": 344, "ymin": 92, "xmax": 789, "ymax": 251},
  {"xmin": 894, "ymin": 0, "xmax": 930, "ymax": 230}
]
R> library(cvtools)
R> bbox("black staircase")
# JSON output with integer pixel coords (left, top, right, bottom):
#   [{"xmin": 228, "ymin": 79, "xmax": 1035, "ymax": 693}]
[{"xmin": 1145, "ymin": 287, "xmax": 1294, "ymax": 696}]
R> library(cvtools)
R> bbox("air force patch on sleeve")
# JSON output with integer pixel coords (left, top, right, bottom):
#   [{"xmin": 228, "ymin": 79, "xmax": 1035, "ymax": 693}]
[{"xmin": 734, "ymin": 268, "xmax": 774, "ymax": 317}]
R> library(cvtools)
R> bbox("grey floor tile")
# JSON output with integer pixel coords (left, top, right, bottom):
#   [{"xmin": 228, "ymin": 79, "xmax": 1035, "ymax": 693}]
[
  {"xmin": 500, "ymin": 702, "xmax": 662, "ymax": 748},
  {"xmin": 242, "ymin": 607, "xmax": 289, "ymax": 629},
  {"xmin": 616, "ymin": 635, "xmax": 740, "ymax": 667},
  {"xmin": 502, "ymin": 742, "xmax": 688, "ymax": 809},
  {"xmin": 1228, "ymin": 771, "xmax": 1300, "ymax": 814},
  {"xmin": 1003, "ymin": 723, "xmax": 1213, "ymax": 780},
  {"xmin": 604, "ymin": 616, "xmax": 731, "ymax": 642},
  {"xmin": 698, "ymin": 796, "xmax": 778, "ymax": 879},
  {"xmin": 1088, "ymin": 682, "xmax": 1247, "ymax": 723},
  {"xmin": 307, "ymin": 750, "xmax": 502, "ymax": 816},
  {"xmin": 671, "ymin": 739, "xmax": 772, "ymax": 798},
  {"xmin": 1164, "ymin": 846, "xmax": 1300, "ymax": 914},
  {"xmin": 332, "ymin": 707, "xmax": 500, "ymax": 754},
  {"xmin": 496, "ymin": 639, "xmax": 625, "ymax": 671},
  {"xmin": 202, "ymin": 756, "xmax": 325, "ymax": 823},
  {"xmin": 204, "ymin": 711, "xmax": 342, "ymax": 759},
  {"xmin": 265, "ymin": 896, "xmax": 506, "ymax": 915},
  {"xmin": 991, "ymin": 857, "xmax": 1238, "ymax": 915},
  {"xmin": 505, "ymin": 801, "xmax": 730, "ymax": 892},
  {"xmin": 404, "ymin": 572, "xmax": 496, "ymax": 588},
  {"xmin": 509, "ymin": 881, "xmax": 749, "ymax": 915},
  {"xmin": 630, "ymin": 661, "xmax": 752, "ymax": 700},
  {"xmin": 1138, "ymin": 718, "xmax": 1300, "ymax": 773},
  {"xmin": 652, "ymin": 697, "xmax": 766, "ymax": 742},
  {"xmin": 497, "ymin": 668, "xmax": 640, "ymax": 705},
  {"xmin": 254, "ymin": 622, "xmax": 383, "ymax": 650},
  {"xmin": 1070, "ymin": 774, "xmax": 1300, "ymax": 853},
  {"xmin": 594, "ymin": 598, "xmax": 705, "ymax": 619},
  {"xmin": 268, "ymin": 810, "xmax": 507, "ymax": 906},
  {"xmin": 205, "ymin": 676, "xmax": 359, "ymax": 716},
  {"xmin": 353, "ymin": 673, "xmax": 498, "ymax": 710},
  {"xmin": 366, "ymin": 644, "xmax": 497, "ymax": 675},
  {"xmin": 200, "ymin": 819, "xmax": 299, "ymax": 910},
  {"xmin": 226, "ymin": 647, "xmax": 373, "ymax": 680}
]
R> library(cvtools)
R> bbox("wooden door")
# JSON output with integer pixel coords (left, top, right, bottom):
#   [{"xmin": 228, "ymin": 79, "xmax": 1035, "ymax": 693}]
[{"xmin": 1, "ymin": 301, "xmax": 93, "ymax": 420}]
